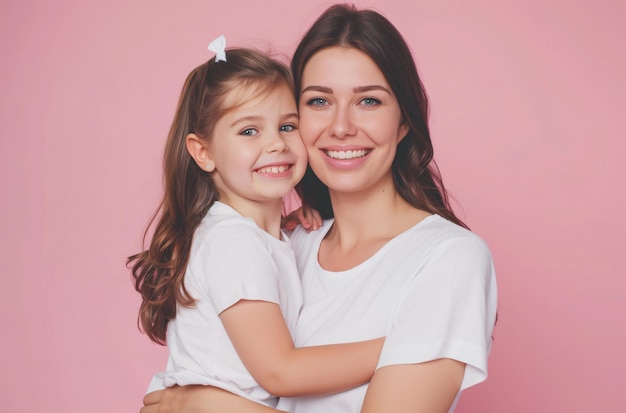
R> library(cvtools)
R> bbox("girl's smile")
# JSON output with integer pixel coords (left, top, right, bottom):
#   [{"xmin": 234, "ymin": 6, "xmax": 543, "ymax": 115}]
[{"xmin": 206, "ymin": 83, "xmax": 307, "ymax": 210}]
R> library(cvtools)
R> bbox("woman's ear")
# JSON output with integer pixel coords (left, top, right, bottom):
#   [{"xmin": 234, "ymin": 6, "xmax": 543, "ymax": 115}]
[
  {"xmin": 397, "ymin": 120, "xmax": 410, "ymax": 144},
  {"xmin": 186, "ymin": 133, "xmax": 215, "ymax": 172}
]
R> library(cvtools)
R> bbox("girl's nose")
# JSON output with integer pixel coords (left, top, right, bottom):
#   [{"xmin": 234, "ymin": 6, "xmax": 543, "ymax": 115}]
[{"xmin": 267, "ymin": 131, "xmax": 288, "ymax": 153}]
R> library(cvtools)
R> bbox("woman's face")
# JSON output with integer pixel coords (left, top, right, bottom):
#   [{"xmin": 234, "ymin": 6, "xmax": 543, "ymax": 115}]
[{"xmin": 298, "ymin": 46, "xmax": 408, "ymax": 195}]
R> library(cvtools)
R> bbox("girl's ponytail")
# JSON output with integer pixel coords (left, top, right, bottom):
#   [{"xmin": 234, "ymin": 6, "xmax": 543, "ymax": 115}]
[{"xmin": 128, "ymin": 48, "xmax": 293, "ymax": 344}]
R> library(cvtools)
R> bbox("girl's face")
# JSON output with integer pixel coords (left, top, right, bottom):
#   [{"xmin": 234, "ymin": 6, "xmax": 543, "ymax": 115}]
[
  {"xmin": 298, "ymin": 47, "xmax": 408, "ymax": 195},
  {"xmin": 207, "ymin": 83, "xmax": 307, "ymax": 211}
]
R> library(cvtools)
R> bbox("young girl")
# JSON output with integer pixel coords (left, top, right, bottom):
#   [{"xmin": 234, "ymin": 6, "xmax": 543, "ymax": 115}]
[{"xmin": 128, "ymin": 41, "xmax": 383, "ymax": 410}]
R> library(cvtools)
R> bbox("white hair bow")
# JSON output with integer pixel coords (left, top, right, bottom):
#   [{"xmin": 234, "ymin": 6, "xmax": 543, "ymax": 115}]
[{"xmin": 208, "ymin": 34, "xmax": 226, "ymax": 62}]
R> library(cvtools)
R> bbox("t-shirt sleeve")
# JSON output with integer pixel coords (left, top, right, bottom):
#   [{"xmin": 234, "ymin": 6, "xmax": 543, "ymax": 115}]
[
  {"xmin": 378, "ymin": 235, "xmax": 498, "ymax": 391},
  {"xmin": 193, "ymin": 224, "xmax": 280, "ymax": 315}
]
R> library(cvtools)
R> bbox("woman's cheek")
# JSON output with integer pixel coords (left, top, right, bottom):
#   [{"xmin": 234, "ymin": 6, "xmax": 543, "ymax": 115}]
[
  {"xmin": 301, "ymin": 127, "xmax": 319, "ymax": 158},
  {"xmin": 298, "ymin": 117, "xmax": 319, "ymax": 148}
]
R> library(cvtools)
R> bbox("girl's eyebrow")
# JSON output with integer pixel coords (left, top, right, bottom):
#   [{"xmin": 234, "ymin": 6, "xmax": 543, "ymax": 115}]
[
  {"xmin": 281, "ymin": 112, "xmax": 299, "ymax": 121},
  {"xmin": 230, "ymin": 112, "xmax": 299, "ymax": 127},
  {"xmin": 301, "ymin": 85, "xmax": 390, "ymax": 94},
  {"xmin": 230, "ymin": 115, "xmax": 261, "ymax": 127}
]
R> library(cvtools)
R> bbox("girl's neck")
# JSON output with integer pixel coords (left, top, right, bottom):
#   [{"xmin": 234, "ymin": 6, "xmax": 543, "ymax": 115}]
[{"xmin": 220, "ymin": 198, "xmax": 284, "ymax": 239}]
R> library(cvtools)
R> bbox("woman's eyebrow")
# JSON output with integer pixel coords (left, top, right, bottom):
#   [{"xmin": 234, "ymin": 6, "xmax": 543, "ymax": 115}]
[
  {"xmin": 301, "ymin": 85, "xmax": 390, "ymax": 94},
  {"xmin": 301, "ymin": 85, "xmax": 332, "ymax": 94},
  {"xmin": 353, "ymin": 85, "xmax": 390, "ymax": 94}
]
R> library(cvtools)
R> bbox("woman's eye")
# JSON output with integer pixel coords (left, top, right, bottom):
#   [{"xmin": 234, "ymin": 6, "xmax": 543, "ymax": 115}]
[
  {"xmin": 240, "ymin": 128, "xmax": 258, "ymax": 136},
  {"xmin": 306, "ymin": 97, "xmax": 328, "ymax": 106},
  {"xmin": 360, "ymin": 97, "xmax": 381, "ymax": 106},
  {"xmin": 280, "ymin": 124, "xmax": 297, "ymax": 132}
]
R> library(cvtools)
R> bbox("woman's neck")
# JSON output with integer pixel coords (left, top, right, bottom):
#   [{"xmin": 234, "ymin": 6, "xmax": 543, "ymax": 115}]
[
  {"xmin": 326, "ymin": 185, "xmax": 431, "ymax": 252},
  {"xmin": 315, "ymin": 172, "xmax": 433, "ymax": 272}
]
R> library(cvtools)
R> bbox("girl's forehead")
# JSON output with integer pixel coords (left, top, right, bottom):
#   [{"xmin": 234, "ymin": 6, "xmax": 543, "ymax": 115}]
[
  {"xmin": 222, "ymin": 82, "xmax": 265, "ymax": 108},
  {"xmin": 224, "ymin": 80, "xmax": 293, "ymax": 110},
  {"xmin": 222, "ymin": 81, "xmax": 295, "ymax": 115}
]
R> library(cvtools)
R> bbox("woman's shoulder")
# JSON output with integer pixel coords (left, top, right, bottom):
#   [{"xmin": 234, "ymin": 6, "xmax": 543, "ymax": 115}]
[
  {"xmin": 405, "ymin": 214, "xmax": 492, "ymax": 258},
  {"xmin": 396, "ymin": 216, "xmax": 496, "ymax": 291}
]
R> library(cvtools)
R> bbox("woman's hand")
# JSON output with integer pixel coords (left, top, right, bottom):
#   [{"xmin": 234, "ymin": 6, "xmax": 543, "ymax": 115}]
[
  {"xmin": 282, "ymin": 205, "xmax": 322, "ymax": 232},
  {"xmin": 140, "ymin": 387, "xmax": 190, "ymax": 413},
  {"xmin": 140, "ymin": 386, "xmax": 286, "ymax": 413}
]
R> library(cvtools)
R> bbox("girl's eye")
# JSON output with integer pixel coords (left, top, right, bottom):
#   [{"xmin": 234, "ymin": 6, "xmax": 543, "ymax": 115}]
[
  {"xmin": 280, "ymin": 124, "xmax": 297, "ymax": 132},
  {"xmin": 306, "ymin": 97, "xmax": 328, "ymax": 107},
  {"xmin": 360, "ymin": 97, "xmax": 381, "ymax": 106},
  {"xmin": 240, "ymin": 128, "xmax": 258, "ymax": 136}
]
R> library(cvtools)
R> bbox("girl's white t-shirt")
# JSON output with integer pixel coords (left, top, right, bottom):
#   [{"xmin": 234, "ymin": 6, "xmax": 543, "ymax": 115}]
[
  {"xmin": 276, "ymin": 214, "xmax": 498, "ymax": 413},
  {"xmin": 146, "ymin": 202, "xmax": 302, "ymax": 408}
]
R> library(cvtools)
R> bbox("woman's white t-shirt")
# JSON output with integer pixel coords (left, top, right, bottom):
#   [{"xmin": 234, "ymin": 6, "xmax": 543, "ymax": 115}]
[
  {"xmin": 276, "ymin": 214, "xmax": 498, "ymax": 413},
  {"xmin": 146, "ymin": 202, "xmax": 302, "ymax": 408}
]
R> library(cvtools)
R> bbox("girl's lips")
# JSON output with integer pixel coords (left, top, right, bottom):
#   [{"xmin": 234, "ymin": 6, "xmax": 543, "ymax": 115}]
[
  {"xmin": 255, "ymin": 164, "xmax": 291, "ymax": 174},
  {"xmin": 254, "ymin": 163, "xmax": 297, "ymax": 178}
]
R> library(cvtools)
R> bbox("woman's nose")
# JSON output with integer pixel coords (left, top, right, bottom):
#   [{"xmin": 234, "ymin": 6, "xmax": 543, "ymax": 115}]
[{"xmin": 328, "ymin": 106, "xmax": 356, "ymax": 139}]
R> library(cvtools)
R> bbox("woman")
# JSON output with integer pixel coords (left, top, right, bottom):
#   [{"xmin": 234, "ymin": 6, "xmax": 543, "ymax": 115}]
[{"xmin": 142, "ymin": 4, "xmax": 497, "ymax": 412}]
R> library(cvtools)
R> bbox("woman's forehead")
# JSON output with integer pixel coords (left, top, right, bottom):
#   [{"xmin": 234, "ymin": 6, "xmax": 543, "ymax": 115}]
[{"xmin": 302, "ymin": 47, "xmax": 388, "ymax": 89}]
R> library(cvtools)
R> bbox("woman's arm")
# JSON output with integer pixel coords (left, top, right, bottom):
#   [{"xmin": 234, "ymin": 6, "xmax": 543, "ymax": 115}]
[
  {"xmin": 360, "ymin": 236, "xmax": 496, "ymax": 412},
  {"xmin": 140, "ymin": 386, "xmax": 286, "ymax": 413},
  {"xmin": 360, "ymin": 359, "xmax": 465, "ymax": 413},
  {"xmin": 220, "ymin": 299, "xmax": 384, "ymax": 397}
]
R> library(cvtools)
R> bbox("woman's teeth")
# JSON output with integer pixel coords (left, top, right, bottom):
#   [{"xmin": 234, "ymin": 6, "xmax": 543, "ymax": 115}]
[{"xmin": 325, "ymin": 149, "xmax": 369, "ymax": 159}]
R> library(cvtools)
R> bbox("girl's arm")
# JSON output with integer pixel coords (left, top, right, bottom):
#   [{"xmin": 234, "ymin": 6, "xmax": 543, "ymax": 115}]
[
  {"xmin": 359, "ymin": 359, "xmax": 465, "ymax": 413},
  {"xmin": 140, "ymin": 386, "xmax": 285, "ymax": 413},
  {"xmin": 220, "ymin": 299, "xmax": 384, "ymax": 397}
]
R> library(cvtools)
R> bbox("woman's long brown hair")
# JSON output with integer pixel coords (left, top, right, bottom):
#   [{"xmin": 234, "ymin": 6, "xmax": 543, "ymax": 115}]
[
  {"xmin": 127, "ymin": 49, "xmax": 293, "ymax": 344},
  {"xmin": 292, "ymin": 4, "xmax": 468, "ymax": 229}
]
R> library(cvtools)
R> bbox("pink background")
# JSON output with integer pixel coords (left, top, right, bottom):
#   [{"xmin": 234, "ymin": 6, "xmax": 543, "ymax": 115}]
[{"xmin": 1, "ymin": 0, "xmax": 624, "ymax": 411}]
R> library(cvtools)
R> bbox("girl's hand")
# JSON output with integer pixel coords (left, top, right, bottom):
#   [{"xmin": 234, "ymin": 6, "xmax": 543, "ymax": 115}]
[{"xmin": 282, "ymin": 205, "xmax": 322, "ymax": 232}]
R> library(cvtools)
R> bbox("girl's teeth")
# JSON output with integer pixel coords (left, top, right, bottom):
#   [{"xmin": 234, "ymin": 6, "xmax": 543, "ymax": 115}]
[{"xmin": 258, "ymin": 165, "xmax": 288, "ymax": 174}]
